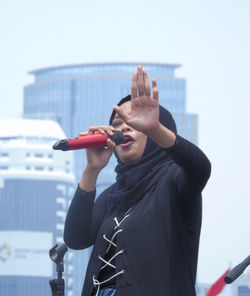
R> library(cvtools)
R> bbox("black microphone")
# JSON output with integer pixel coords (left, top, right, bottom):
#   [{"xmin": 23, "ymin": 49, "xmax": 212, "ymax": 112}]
[
  {"xmin": 224, "ymin": 255, "xmax": 250, "ymax": 284},
  {"xmin": 52, "ymin": 131, "xmax": 124, "ymax": 151}
]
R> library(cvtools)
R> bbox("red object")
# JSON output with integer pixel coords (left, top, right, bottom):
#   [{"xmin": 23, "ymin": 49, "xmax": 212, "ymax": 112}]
[
  {"xmin": 53, "ymin": 131, "xmax": 124, "ymax": 151},
  {"xmin": 68, "ymin": 133, "xmax": 108, "ymax": 150},
  {"xmin": 206, "ymin": 268, "xmax": 230, "ymax": 296}
]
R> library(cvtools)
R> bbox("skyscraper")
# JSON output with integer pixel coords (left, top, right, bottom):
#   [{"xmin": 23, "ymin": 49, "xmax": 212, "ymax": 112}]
[
  {"xmin": 23, "ymin": 62, "xmax": 198, "ymax": 295},
  {"xmin": 0, "ymin": 119, "xmax": 75, "ymax": 296}
]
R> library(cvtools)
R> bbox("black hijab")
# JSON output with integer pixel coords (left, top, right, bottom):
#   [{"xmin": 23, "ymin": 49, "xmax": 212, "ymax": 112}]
[{"xmin": 108, "ymin": 95, "xmax": 177, "ymax": 211}]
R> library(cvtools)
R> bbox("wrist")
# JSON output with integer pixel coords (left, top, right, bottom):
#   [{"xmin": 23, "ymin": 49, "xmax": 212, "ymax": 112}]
[
  {"xmin": 143, "ymin": 120, "xmax": 160, "ymax": 136},
  {"xmin": 85, "ymin": 164, "xmax": 102, "ymax": 175},
  {"xmin": 146, "ymin": 123, "xmax": 176, "ymax": 148},
  {"xmin": 79, "ymin": 166, "xmax": 101, "ymax": 192}
]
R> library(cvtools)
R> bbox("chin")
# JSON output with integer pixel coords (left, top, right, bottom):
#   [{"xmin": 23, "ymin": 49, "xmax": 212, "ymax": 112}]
[
  {"xmin": 121, "ymin": 157, "xmax": 135, "ymax": 164},
  {"xmin": 116, "ymin": 145, "xmax": 144, "ymax": 164},
  {"xmin": 118, "ymin": 152, "xmax": 141, "ymax": 164}
]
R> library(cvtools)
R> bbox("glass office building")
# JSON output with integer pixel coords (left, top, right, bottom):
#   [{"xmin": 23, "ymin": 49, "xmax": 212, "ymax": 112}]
[
  {"xmin": 23, "ymin": 62, "xmax": 198, "ymax": 295},
  {"xmin": 0, "ymin": 119, "xmax": 75, "ymax": 296}
]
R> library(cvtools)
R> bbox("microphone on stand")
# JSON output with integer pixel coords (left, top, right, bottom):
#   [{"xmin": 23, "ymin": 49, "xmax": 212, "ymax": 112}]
[
  {"xmin": 52, "ymin": 131, "xmax": 124, "ymax": 151},
  {"xmin": 224, "ymin": 255, "xmax": 250, "ymax": 284}
]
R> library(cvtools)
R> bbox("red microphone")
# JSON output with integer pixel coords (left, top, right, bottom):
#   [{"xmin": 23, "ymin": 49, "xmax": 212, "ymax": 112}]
[{"xmin": 52, "ymin": 131, "xmax": 124, "ymax": 151}]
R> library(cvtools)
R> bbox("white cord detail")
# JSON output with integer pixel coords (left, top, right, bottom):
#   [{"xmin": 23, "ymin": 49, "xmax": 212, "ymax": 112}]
[
  {"xmin": 92, "ymin": 207, "xmax": 133, "ymax": 296},
  {"xmin": 114, "ymin": 214, "xmax": 130, "ymax": 230},
  {"xmin": 103, "ymin": 229, "xmax": 123, "ymax": 253},
  {"xmin": 103, "ymin": 234, "xmax": 116, "ymax": 248},
  {"xmin": 99, "ymin": 249, "xmax": 124, "ymax": 270},
  {"xmin": 98, "ymin": 255, "xmax": 116, "ymax": 269},
  {"xmin": 93, "ymin": 269, "xmax": 125, "ymax": 296}
]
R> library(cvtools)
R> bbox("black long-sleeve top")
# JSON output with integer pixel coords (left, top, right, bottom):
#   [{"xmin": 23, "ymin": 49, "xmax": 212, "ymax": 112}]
[{"xmin": 64, "ymin": 135, "xmax": 211, "ymax": 296}]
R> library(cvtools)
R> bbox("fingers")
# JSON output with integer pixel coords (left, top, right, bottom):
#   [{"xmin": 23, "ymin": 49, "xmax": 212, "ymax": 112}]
[
  {"xmin": 78, "ymin": 131, "xmax": 88, "ymax": 137},
  {"xmin": 113, "ymin": 105, "xmax": 130, "ymax": 123},
  {"xmin": 84, "ymin": 126, "xmax": 117, "ymax": 151},
  {"xmin": 132, "ymin": 65, "xmax": 151, "ymax": 98},
  {"xmin": 106, "ymin": 138, "xmax": 116, "ymax": 150},
  {"xmin": 131, "ymin": 71, "xmax": 137, "ymax": 100},
  {"xmin": 144, "ymin": 69, "xmax": 151, "ymax": 97},
  {"xmin": 88, "ymin": 125, "xmax": 114, "ymax": 136},
  {"xmin": 137, "ymin": 65, "xmax": 144, "ymax": 96},
  {"xmin": 152, "ymin": 79, "xmax": 159, "ymax": 101},
  {"xmin": 78, "ymin": 126, "xmax": 115, "ymax": 139}
]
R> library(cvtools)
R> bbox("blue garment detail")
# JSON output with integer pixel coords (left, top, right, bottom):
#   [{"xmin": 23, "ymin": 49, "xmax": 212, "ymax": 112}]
[{"xmin": 98, "ymin": 288, "xmax": 116, "ymax": 295}]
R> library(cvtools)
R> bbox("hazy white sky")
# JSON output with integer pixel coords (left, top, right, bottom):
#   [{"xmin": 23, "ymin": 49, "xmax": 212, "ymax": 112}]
[{"xmin": 1, "ymin": 0, "xmax": 250, "ymax": 284}]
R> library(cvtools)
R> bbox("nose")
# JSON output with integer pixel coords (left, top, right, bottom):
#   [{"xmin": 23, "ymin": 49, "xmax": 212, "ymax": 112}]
[{"xmin": 120, "ymin": 122, "xmax": 132, "ymax": 133}]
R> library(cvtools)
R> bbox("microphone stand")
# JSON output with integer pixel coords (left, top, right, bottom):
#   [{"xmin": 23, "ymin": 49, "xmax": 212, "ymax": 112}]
[
  {"xmin": 224, "ymin": 254, "xmax": 250, "ymax": 284},
  {"xmin": 49, "ymin": 243, "xmax": 68, "ymax": 296}
]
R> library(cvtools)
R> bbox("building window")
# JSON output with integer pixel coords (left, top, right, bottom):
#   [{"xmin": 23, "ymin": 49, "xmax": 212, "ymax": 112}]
[
  {"xmin": 35, "ymin": 153, "xmax": 43, "ymax": 158},
  {"xmin": 35, "ymin": 166, "xmax": 44, "ymax": 171},
  {"xmin": 1, "ymin": 152, "xmax": 9, "ymax": 157},
  {"xmin": 0, "ymin": 166, "xmax": 8, "ymax": 170}
]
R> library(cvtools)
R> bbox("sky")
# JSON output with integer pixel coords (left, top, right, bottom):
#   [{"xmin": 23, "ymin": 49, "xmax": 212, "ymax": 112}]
[{"xmin": 1, "ymin": 0, "xmax": 250, "ymax": 284}]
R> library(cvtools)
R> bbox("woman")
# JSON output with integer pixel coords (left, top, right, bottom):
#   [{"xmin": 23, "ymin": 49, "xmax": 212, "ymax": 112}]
[{"xmin": 63, "ymin": 65, "xmax": 211, "ymax": 296}]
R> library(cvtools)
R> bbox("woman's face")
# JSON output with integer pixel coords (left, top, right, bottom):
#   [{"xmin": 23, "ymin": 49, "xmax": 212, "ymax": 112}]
[{"xmin": 111, "ymin": 101, "xmax": 147, "ymax": 163}]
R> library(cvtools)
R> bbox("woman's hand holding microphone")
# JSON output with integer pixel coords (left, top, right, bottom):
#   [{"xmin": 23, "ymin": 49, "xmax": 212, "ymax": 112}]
[{"xmin": 79, "ymin": 125, "xmax": 116, "ymax": 192}]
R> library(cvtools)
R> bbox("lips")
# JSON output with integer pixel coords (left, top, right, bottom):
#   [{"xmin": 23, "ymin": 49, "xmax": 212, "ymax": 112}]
[{"xmin": 120, "ymin": 135, "xmax": 134, "ymax": 148}]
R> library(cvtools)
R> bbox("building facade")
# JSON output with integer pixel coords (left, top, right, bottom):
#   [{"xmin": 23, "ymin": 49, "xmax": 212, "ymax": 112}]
[
  {"xmin": 23, "ymin": 62, "xmax": 198, "ymax": 295},
  {"xmin": 0, "ymin": 119, "xmax": 75, "ymax": 296}
]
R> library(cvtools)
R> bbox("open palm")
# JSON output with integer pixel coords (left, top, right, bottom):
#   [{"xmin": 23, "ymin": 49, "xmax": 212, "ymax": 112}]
[{"xmin": 114, "ymin": 66, "xmax": 159, "ymax": 134}]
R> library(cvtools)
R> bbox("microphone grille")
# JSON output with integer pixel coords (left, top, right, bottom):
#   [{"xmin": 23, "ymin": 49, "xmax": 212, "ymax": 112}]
[{"xmin": 111, "ymin": 131, "xmax": 124, "ymax": 145}]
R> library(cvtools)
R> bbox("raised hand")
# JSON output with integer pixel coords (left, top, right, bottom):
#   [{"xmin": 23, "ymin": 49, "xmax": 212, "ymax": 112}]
[{"xmin": 113, "ymin": 65, "xmax": 160, "ymax": 134}]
